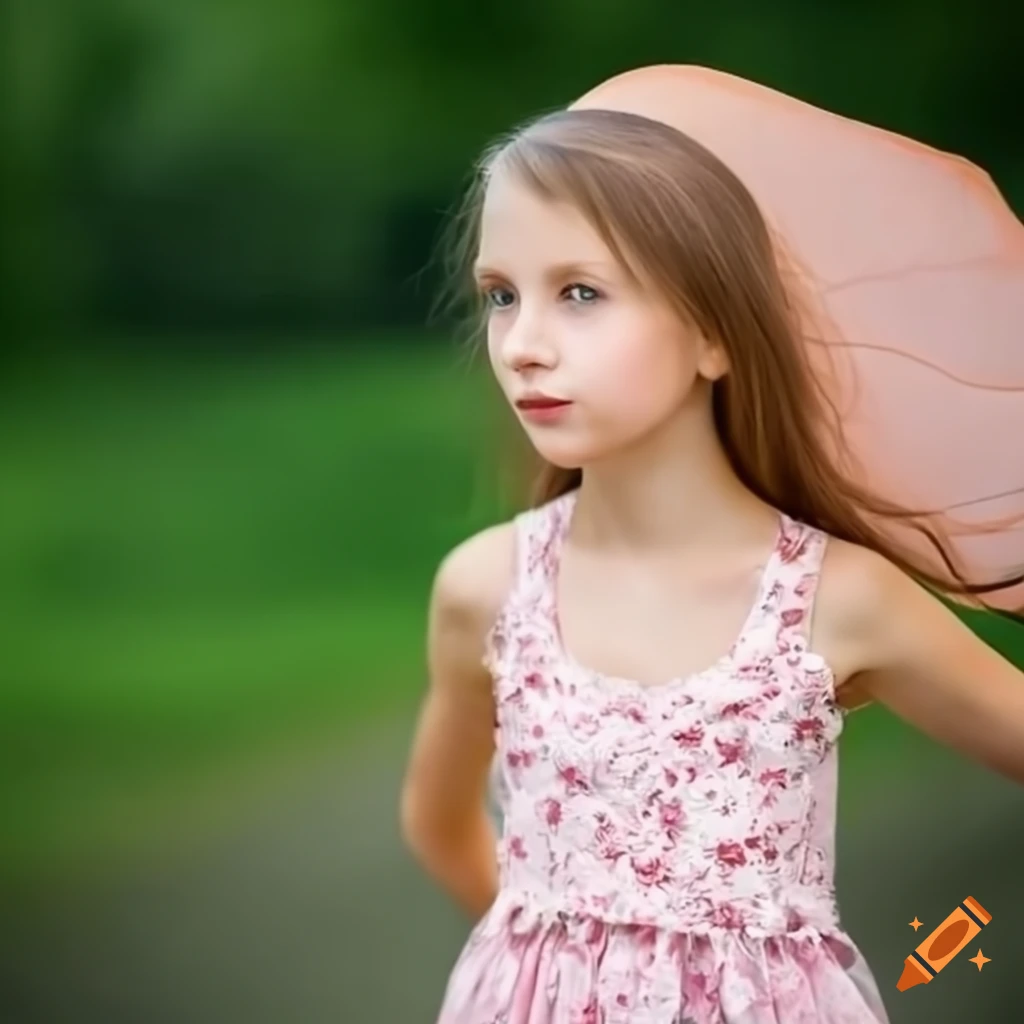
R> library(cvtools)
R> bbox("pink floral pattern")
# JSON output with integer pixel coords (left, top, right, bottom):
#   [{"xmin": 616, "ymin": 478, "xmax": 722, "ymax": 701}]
[{"xmin": 437, "ymin": 490, "xmax": 889, "ymax": 1023}]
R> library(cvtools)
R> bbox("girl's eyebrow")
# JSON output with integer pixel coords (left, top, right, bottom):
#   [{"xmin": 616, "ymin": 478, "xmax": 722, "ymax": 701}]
[{"xmin": 472, "ymin": 260, "xmax": 613, "ymax": 282}]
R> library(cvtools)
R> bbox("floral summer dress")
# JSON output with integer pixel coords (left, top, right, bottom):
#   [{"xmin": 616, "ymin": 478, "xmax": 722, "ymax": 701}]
[{"xmin": 436, "ymin": 489, "xmax": 890, "ymax": 1023}]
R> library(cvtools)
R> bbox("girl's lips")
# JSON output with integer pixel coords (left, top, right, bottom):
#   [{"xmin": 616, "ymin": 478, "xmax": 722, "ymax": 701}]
[
  {"xmin": 516, "ymin": 400, "xmax": 573, "ymax": 423},
  {"xmin": 515, "ymin": 398, "xmax": 571, "ymax": 409}
]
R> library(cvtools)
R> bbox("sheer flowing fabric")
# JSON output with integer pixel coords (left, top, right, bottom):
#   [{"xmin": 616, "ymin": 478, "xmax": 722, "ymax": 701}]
[{"xmin": 572, "ymin": 65, "xmax": 1024, "ymax": 611}]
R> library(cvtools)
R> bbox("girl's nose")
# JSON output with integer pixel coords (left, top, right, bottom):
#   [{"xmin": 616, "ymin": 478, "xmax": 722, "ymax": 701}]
[{"xmin": 501, "ymin": 314, "xmax": 558, "ymax": 372}]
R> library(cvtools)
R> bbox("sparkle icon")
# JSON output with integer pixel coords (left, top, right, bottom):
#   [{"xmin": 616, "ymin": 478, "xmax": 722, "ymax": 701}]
[
  {"xmin": 909, "ymin": 917, "xmax": 923, "ymax": 931},
  {"xmin": 969, "ymin": 950, "xmax": 991, "ymax": 971}
]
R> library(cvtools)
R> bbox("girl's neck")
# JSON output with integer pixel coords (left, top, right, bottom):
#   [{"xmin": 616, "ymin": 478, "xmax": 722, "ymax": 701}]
[{"xmin": 569, "ymin": 399, "xmax": 776, "ymax": 553}]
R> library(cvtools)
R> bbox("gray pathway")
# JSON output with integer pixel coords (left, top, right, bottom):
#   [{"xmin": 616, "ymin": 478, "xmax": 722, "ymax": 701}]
[{"xmin": 1, "ymin": 717, "xmax": 1021, "ymax": 1024}]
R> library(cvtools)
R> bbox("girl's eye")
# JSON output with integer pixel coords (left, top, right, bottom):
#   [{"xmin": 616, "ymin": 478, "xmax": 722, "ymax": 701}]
[
  {"xmin": 483, "ymin": 283, "xmax": 599, "ymax": 308},
  {"xmin": 485, "ymin": 287, "xmax": 515, "ymax": 309},
  {"xmin": 564, "ymin": 283, "xmax": 600, "ymax": 304}
]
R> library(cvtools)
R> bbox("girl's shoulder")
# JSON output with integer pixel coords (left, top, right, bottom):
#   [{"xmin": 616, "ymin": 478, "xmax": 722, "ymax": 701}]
[
  {"xmin": 813, "ymin": 535, "xmax": 938, "ymax": 704},
  {"xmin": 817, "ymin": 534, "xmax": 943, "ymax": 622},
  {"xmin": 432, "ymin": 519, "xmax": 518, "ymax": 643},
  {"xmin": 434, "ymin": 493, "xmax": 569, "ymax": 602}
]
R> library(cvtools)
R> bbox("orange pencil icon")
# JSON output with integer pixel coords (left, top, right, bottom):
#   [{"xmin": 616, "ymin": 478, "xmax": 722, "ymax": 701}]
[{"xmin": 897, "ymin": 896, "xmax": 992, "ymax": 991}]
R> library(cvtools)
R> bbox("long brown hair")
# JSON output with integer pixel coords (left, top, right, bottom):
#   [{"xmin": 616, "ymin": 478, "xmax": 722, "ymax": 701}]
[{"xmin": 436, "ymin": 107, "xmax": 1023, "ymax": 610}]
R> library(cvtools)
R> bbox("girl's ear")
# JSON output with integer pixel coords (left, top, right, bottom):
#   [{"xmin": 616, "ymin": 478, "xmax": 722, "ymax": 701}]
[{"xmin": 696, "ymin": 339, "xmax": 729, "ymax": 382}]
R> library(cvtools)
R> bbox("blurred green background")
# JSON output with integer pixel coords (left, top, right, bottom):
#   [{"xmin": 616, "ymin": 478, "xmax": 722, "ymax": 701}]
[{"xmin": 1, "ymin": 2, "xmax": 1022, "ymax": 1022}]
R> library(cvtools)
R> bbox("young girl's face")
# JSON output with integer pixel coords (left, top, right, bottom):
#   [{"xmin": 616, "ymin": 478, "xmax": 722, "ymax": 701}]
[{"xmin": 474, "ymin": 171, "xmax": 723, "ymax": 470}]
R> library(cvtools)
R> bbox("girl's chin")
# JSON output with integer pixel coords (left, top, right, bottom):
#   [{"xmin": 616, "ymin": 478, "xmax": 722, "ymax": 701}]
[
  {"xmin": 527, "ymin": 441, "xmax": 606, "ymax": 471},
  {"xmin": 520, "ymin": 419, "xmax": 636, "ymax": 471}
]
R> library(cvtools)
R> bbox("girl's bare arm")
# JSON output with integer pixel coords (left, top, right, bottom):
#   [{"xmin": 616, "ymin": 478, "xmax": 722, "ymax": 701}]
[
  {"xmin": 400, "ymin": 522, "xmax": 515, "ymax": 919},
  {"xmin": 824, "ymin": 541, "xmax": 1024, "ymax": 785}
]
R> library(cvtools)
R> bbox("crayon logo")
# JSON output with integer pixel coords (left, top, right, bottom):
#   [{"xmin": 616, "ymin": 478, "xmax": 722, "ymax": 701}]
[{"xmin": 897, "ymin": 896, "xmax": 992, "ymax": 992}]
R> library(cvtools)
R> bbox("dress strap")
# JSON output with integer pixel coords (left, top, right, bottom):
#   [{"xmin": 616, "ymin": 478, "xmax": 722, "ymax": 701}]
[
  {"xmin": 483, "ymin": 492, "xmax": 573, "ymax": 686},
  {"xmin": 768, "ymin": 514, "xmax": 830, "ymax": 646},
  {"xmin": 510, "ymin": 490, "xmax": 576, "ymax": 605}
]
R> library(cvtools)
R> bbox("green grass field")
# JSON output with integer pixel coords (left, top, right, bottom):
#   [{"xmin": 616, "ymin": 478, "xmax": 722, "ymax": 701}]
[
  {"xmin": 0, "ymin": 340, "xmax": 501, "ymax": 878},
  {"xmin": 1, "ymin": 339, "xmax": 1016, "ymax": 886}
]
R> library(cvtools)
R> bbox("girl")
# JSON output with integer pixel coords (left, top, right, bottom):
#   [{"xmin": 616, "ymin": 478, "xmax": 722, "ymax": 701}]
[{"xmin": 400, "ymin": 66, "xmax": 1024, "ymax": 1024}]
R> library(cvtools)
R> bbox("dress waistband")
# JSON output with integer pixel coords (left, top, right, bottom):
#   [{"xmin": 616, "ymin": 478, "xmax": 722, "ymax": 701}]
[{"xmin": 484, "ymin": 886, "xmax": 842, "ymax": 942}]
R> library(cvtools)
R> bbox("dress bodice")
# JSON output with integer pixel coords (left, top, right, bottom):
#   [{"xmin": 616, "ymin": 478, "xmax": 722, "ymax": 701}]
[{"xmin": 484, "ymin": 490, "xmax": 847, "ymax": 940}]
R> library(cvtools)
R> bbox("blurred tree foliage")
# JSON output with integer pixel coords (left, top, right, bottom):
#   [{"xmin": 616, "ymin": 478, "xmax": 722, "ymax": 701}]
[{"xmin": 2, "ymin": 0, "xmax": 1021, "ymax": 347}]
